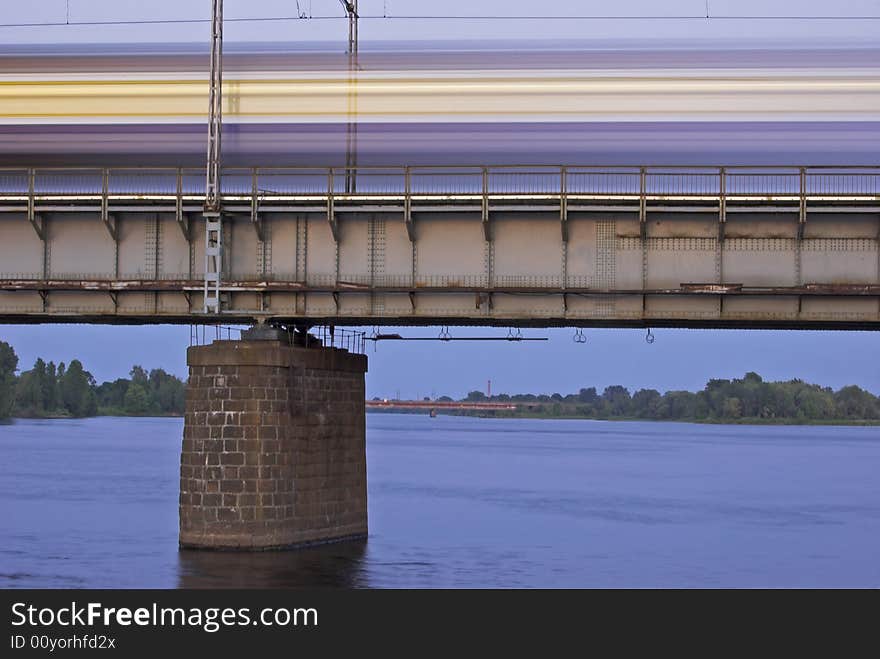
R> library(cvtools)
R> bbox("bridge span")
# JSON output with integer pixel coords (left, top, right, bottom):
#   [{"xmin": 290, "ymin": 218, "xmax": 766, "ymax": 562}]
[{"xmin": 2, "ymin": 164, "xmax": 878, "ymax": 329}]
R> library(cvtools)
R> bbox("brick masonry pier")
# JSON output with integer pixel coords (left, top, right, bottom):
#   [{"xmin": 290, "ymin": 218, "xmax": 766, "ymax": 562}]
[{"xmin": 179, "ymin": 338, "xmax": 368, "ymax": 550}]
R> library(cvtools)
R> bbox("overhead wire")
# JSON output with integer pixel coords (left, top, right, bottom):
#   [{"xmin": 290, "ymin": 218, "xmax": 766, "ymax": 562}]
[{"xmin": 2, "ymin": 14, "xmax": 880, "ymax": 28}]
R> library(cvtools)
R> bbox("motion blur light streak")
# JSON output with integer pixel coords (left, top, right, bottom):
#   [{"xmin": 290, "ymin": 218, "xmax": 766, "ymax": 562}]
[
  {"xmin": 3, "ymin": 122, "xmax": 880, "ymax": 167},
  {"xmin": 0, "ymin": 45, "xmax": 878, "ymax": 166},
  {"xmin": 3, "ymin": 74, "xmax": 877, "ymax": 122}
]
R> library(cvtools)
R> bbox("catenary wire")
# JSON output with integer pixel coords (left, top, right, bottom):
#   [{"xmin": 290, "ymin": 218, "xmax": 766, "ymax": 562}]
[{"xmin": 3, "ymin": 15, "xmax": 880, "ymax": 28}]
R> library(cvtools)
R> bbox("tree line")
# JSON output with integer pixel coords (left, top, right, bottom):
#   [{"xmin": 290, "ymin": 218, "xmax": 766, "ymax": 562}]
[
  {"xmin": 4, "ymin": 337, "xmax": 879, "ymax": 423},
  {"xmin": 453, "ymin": 371, "xmax": 880, "ymax": 423},
  {"xmin": 0, "ymin": 340, "xmax": 184, "ymax": 419}
]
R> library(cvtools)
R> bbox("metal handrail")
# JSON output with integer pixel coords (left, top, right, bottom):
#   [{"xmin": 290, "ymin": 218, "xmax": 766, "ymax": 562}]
[
  {"xmin": 3, "ymin": 165, "xmax": 878, "ymax": 172},
  {"xmin": 0, "ymin": 165, "xmax": 878, "ymax": 198}
]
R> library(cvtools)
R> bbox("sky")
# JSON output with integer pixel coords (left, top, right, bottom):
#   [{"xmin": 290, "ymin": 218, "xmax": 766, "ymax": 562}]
[
  {"xmin": 3, "ymin": 0, "xmax": 880, "ymax": 47},
  {"xmin": 1, "ymin": 0, "xmax": 879, "ymax": 398},
  {"xmin": 1, "ymin": 324, "xmax": 878, "ymax": 400}
]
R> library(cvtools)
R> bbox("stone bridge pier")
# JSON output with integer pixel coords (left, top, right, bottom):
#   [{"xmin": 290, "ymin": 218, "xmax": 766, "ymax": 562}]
[{"xmin": 179, "ymin": 330, "xmax": 368, "ymax": 550}]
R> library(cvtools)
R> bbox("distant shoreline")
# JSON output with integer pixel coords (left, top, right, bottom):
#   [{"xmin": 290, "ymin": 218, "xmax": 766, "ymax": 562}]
[
  {"xmin": 4, "ymin": 412, "xmax": 879, "ymax": 427},
  {"xmin": 371, "ymin": 409, "xmax": 880, "ymax": 426},
  {"xmin": 8, "ymin": 412, "xmax": 183, "ymax": 420}
]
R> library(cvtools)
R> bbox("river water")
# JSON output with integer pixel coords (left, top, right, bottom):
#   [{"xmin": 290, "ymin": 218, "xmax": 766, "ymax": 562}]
[{"xmin": 1, "ymin": 415, "xmax": 878, "ymax": 588}]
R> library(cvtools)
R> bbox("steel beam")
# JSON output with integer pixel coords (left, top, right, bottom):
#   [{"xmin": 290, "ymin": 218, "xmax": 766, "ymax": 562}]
[
  {"xmin": 404, "ymin": 166, "xmax": 415, "ymax": 241},
  {"xmin": 327, "ymin": 168, "xmax": 339, "ymax": 241},
  {"xmin": 4, "ymin": 279, "xmax": 879, "ymax": 297},
  {"xmin": 250, "ymin": 168, "xmax": 265, "ymax": 241},
  {"xmin": 100, "ymin": 169, "xmax": 117, "ymax": 241},
  {"xmin": 203, "ymin": 0, "xmax": 224, "ymax": 313}
]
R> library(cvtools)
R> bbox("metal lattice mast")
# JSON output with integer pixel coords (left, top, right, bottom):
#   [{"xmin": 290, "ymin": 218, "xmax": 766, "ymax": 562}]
[
  {"xmin": 340, "ymin": 1, "xmax": 358, "ymax": 193},
  {"xmin": 203, "ymin": 0, "xmax": 224, "ymax": 313}
]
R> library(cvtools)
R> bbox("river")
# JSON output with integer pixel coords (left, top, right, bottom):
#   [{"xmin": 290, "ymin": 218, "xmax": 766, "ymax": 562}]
[{"xmin": 1, "ymin": 415, "xmax": 878, "ymax": 588}]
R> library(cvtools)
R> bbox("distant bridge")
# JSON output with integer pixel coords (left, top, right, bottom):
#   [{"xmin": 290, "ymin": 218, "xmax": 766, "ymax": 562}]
[
  {"xmin": 366, "ymin": 400, "xmax": 518, "ymax": 413},
  {"xmin": 1, "ymin": 164, "xmax": 879, "ymax": 329}
]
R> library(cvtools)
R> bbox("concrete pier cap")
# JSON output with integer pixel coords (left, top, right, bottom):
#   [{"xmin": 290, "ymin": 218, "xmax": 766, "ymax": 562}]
[{"xmin": 179, "ymin": 333, "xmax": 368, "ymax": 550}]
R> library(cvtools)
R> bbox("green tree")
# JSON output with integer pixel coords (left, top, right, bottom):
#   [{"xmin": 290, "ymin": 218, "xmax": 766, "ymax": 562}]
[
  {"xmin": 130, "ymin": 365, "xmax": 149, "ymax": 386},
  {"xmin": 0, "ymin": 340, "xmax": 18, "ymax": 419},
  {"xmin": 602, "ymin": 385, "xmax": 631, "ymax": 417},
  {"xmin": 14, "ymin": 357, "xmax": 58, "ymax": 417},
  {"xmin": 14, "ymin": 370, "xmax": 41, "ymax": 416},
  {"xmin": 95, "ymin": 378, "xmax": 130, "ymax": 411},
  {"xmin": 147, "ymin": 368, "xmax": 185, "ymax": 414},
  {"xmin": 704, "ymin": 378, "xmax": 732, "ymax": 418},
  {"xmin": 794, "ymin": 386, "xmax": 835, "ymax": 420},
  {"xmin": 31, "ymin": 359, "xmax": 48, "ymax": 408},
  {"xmin": 631, "ymin": 389, "xmax": 662, "ymax": 419},
  {"xmin": 124, "ymin": 383, "xmax": 151, "ymax": 415},
  {"xmin": 722, "ymin": 397, "xmax": 743, "ymax": 419},
  {"xmin": 43, "ymin": 361, "xmax": 60, "ymax": 411},
  {"xmin": 657, "ymin": 390, "xmax": 702, "ymax": 419},
  {"xmin": 59, "ymin": 360, "xmax": 97, "ymax": 417},
  {"xmin": 834, "ymin": 385, "xmax": 878, "ymax": 419},
  {"xmin": 578, "ymin": 387, "xmax": 598, "ymax": 404}
]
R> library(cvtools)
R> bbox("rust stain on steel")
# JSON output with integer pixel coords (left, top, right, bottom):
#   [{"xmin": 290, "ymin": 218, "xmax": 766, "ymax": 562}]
[
  {"xmin": 802, "ymin": 283, "xmax": 880, "ymax": 294},
  {"xmin": 679, "ymin": 283, "xmax": 744, "ymax": 293},
  {"xmin": 2, "ymin": 280, "xmax": 879, "ymax": 296},
  {"xmin": 335, "ymin": 280, "xmax": 371, "ymax": 291},
  {"xmin": 0, "ymin": 279, "xmax": 303, "ymax": 293}
]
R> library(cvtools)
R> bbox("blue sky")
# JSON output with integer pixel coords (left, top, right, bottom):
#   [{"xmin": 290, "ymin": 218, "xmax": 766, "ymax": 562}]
[
  {"xmin": 3, "ymin": 1, "xmax": 879, "ymax": 46},
  {"xmin": 2, "ymin": 324, "xmax": 878, "ymax": 399},
  {"xmin": 1, "ymin": 0, "xmax": 878, "ymax": 397}
]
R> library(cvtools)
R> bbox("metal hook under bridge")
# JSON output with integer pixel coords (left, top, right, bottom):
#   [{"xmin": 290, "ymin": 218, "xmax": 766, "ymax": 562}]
[{"xmin": 366, "ymin": 334, "xmax": 548, "ymax": 342}]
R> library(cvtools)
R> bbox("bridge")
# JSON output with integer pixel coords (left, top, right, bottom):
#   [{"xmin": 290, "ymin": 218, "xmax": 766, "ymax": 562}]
[
  {"xmin": 366, "ymin": 399, "xmax": 518, "ymax": 414},
  {"xmin": 1, "ymin": 164, "xmax": 879, "ymax": 329}
]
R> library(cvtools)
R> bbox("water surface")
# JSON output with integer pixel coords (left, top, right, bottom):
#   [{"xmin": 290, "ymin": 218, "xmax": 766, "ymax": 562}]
[{"xmin": 1, "ymin": 415, "xmax": 878, "ymax": 588}]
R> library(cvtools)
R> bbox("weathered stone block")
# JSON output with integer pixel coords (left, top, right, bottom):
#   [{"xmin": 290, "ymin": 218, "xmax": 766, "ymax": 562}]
[{"xmin": 179, "ymin": 339, "xmax": 368, "ymax": 550}]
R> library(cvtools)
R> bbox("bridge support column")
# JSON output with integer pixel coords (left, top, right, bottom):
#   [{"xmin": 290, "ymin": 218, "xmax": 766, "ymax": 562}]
[{"xmin": 179, "ymin": 335, "xmax": 368, "ymax": 550}]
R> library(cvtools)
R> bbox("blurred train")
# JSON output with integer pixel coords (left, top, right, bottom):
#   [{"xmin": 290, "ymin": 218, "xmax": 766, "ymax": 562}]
[{"xmin": 1, "ymin": 43, "xmax": 878, "ymax": 167}]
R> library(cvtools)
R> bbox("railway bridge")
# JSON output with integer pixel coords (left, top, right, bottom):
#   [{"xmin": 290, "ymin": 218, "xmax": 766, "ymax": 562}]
[
  {"xmin": 2, "ymin": 164, "xmax": 879, "ymax": 329},
  {"xmin": 3, "ymin": 162, "xmax": 879, "ymax": 552}
]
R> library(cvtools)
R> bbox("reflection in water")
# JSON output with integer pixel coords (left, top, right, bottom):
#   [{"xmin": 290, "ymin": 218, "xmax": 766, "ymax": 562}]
[{"xmin": 178, "ymin": 540, "xmax": 368, "ymax": 589}]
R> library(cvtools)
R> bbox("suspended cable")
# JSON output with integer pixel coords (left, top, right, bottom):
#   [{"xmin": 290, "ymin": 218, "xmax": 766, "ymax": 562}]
[{"xmin": 2, "ymin": 14, "xmax": 880, "ymax": 29}]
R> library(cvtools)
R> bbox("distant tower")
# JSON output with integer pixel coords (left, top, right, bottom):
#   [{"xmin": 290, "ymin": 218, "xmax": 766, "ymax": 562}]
[{"xmin": 487, "ymin": 380, "xmax": 492, "ymax": 398}]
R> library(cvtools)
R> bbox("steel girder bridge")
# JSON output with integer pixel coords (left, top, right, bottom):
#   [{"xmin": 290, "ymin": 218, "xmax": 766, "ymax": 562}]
[{"xmin": 0, "ymin": 164, "xmax": 878, "ymax": 329}]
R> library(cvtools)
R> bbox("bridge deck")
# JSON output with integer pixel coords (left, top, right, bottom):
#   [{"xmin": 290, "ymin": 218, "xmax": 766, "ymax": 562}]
[{"xmin": 1, "ymin": 165, "xmax": 878, "ymax": 329}]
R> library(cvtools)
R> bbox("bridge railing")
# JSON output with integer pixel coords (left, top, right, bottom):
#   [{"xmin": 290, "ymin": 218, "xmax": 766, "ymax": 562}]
[
  {"xmin": 0, "ymin": 169, "xmax": 28, "ymax": 196},
  {"xmin": 726, "ymin": 169, "xmax": 801, "ymax": 197},
  {"xmin": 644, "ymin": 170, "xmax": 721, "ymax": 196},
  {"xmin": 108, "ymin": 169, "xmax": 184, "ymax": 196},
  {"xmin": 566, "ymin": 168, "xmax": 641, "ymax": 196},
  {"xmin": 409, "ymin": 167, "xmax": 483, "ymax": 195},
  {"xmin": 806, "ymin": 169, "xmax": 880, "ymax": 196},
  {"xmin": 254, "ymin": 168, "xmax": 329, "ymax": 196},
  {"xmin": 330, "ymin": 167, "xmax": 407, "ymax": 196},
  {"xmin": 0, "ymin": 166, "xmax": 878, "ymax": 200},
  {"xmin": 30, "ymin": 168, "xmax": 104, "ymax": 195},
  {"xmin": 488, "ymin": 167, "xmax": 562, "ymax": 196}
]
